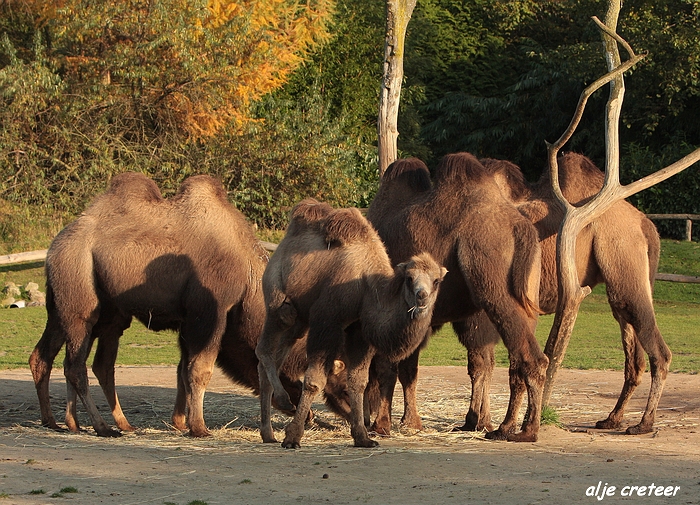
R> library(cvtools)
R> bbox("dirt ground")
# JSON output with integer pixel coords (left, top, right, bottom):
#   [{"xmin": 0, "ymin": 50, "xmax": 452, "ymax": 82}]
[{"xmin": 1, "ymin": 365, "xmax": 698, "ymax": 505}]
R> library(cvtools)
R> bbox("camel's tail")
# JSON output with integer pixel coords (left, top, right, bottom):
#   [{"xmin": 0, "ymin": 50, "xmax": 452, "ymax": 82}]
[
  {"xmin": 511, "ymin": 220, "xmax": 543, "ymax": 318},
  {"xmin": 641, "ymin": 215, "xmax": 661, "ymax": 289}
]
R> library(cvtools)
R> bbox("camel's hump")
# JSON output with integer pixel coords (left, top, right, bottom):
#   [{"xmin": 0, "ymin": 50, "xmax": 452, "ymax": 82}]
[
  {"xmin": 174, "ymin": 174, "xmax": 229, "ymax": 204},
  {"xmin": 382, "ymin": 157, "xmax": 432, "ymax": 193},
  {"xmin": 105, "ymin": 172, "xmax": 163, "ymax": 203},
  {"xmin": 290, "ymin": 198, "xmax": 334, "ymax": 225},
  {"xmin": 481, "ymin": 158, "xmax": 531, "ymax": 202},
  {"xmin": 322, "ymin": 207, "xmax": 373, "ymax": 246},
  {"xmin": 434, "ymin": 152, "xmax": 490, "ymax": 186}
]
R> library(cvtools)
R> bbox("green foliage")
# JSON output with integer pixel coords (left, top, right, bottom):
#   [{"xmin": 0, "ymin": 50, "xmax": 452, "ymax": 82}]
[
  {"xmin": 623, "ymin": 142, "xmax": 700, "ymax": 240},
  {"xmin": 402, "ymin": 0, "xmax": 700, "ymax": 194}
]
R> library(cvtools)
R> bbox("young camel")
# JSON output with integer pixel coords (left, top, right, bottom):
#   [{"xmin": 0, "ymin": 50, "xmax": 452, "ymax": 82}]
[
  {"xmin": 29, "ymin": 173, "xmax": 353, "ymax": 437},
  {"xmin": 255, "ymin": 198, "xmax": 446, "ymax": 448},
  {"xmin": 454, "ymin": 153, "xmax": 671, "ymax": 435},
  {"xmin": 366, "ymin": 153, "xmax": 547, "ymax": 442}
]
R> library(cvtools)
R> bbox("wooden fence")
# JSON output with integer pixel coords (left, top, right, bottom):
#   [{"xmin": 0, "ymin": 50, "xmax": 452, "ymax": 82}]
[{"xmin": 646, "ymin": 214, "xmax": 700, "ymax": 242}]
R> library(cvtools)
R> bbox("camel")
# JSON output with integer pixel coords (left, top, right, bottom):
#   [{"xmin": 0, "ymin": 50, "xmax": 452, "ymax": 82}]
[
  {"xmin": 29, "ymin": 173, "xmax": 353, "ymax": 437},
  {"xmin": 255, "ymin": 198, "xmax": 446, "ymax": 448},
  {"xmin": 451, "ymin": 152, "xmax": 671, "ymax": 435},
  {"xmin": 366, "ymin": 153, "xmax": 548, "ymax": 442}
]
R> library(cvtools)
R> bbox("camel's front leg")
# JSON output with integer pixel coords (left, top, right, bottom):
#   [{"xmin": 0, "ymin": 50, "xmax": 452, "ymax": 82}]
[
  {"xmin": 398, "ymin": 348, "xmax": 423, "ymax": 430},
  {"xmin": 282, "ymin": 359, "xmax": 326, "ymax": 449}
]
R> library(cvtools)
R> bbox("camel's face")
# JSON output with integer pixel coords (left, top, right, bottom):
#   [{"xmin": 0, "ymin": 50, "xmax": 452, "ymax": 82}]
[{"xmin": 400, "ymin": 254, "xmax": 447, "ymax": 319}]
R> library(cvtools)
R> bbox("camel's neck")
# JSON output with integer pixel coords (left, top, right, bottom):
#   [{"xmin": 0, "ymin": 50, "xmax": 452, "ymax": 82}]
[{"xmin": 362, "ymin": 273, "xmax": 432, "ymax": 362}]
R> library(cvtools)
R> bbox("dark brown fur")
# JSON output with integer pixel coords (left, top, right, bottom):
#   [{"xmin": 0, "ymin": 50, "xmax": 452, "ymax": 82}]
[
  {"xmin": 367, "ymin": 153, "xmax": 547, "ymax": 442},
  {"xmin": 458, "ymin": 153, "xmax": 671, "ymax": 435},
  {"xmin": 256, "ymin": 198, "xmax": 446, "ymax": 448},
  {"xmin": 28, "ymin": 174, "xmax": 351, "ymax": 437}
]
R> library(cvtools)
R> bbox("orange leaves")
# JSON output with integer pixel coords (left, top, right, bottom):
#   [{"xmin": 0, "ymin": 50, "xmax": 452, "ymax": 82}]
[{"xmin": 28, "ymin": 0, "xmax": 336, "ymax": 139}]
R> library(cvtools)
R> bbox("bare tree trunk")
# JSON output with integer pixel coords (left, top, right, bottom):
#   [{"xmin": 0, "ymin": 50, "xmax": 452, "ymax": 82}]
[
  {"xmin": 377, "ymin": 0, "xmax": 416, "ymax": 177},
  {"xmin": 542, "ymin": 0, "xmax": 700, "ymax": 407}
]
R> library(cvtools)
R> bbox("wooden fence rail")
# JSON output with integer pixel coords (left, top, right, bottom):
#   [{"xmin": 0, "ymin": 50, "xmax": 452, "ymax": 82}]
[{"xmin": 646, "ymin": 214, "xmax": 700, "ymax": 242}]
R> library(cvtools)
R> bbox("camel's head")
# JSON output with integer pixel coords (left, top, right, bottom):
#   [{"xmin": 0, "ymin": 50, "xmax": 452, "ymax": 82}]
[{"xmin": 397, "ymin": 252, "xmax": 447, "ymax": 319}]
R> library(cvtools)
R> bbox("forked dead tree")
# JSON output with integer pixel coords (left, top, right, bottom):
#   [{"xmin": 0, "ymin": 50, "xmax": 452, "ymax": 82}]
[{"xmin": 543, "ymin": 0, "xmax": 700, "ymax": 414}]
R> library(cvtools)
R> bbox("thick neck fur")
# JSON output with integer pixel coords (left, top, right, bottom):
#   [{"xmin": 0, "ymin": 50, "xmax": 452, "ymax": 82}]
[{"xmin": 360, "ymin": 266, "xmax": 434, "ymax": 362}]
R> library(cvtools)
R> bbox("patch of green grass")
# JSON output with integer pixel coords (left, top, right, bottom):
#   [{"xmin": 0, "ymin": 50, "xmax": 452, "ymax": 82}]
[
  {"xmin": 59, "ymin": 487, "xmax": 78, "ymax": 494},
  {"xmin": 187, "ymin": 500, "xmax": 209, "ymax": 505},
  {"xmin": 540, "ymin": 405, "xmax": 563, "ymax": 427},
  {"xmin": 29, "ymin": 489, "xmax": 45, "ymax": 495},
  {"xmin": 659, "ymin": 240, "xmax": 700, "ymax": 277},
  {"xmin": 420, "ymin": 290, "xmax": 700, "ymax": 373},
  {"xmin": 1, "ymin": 240, "xmax": 697, "ymax": 372},
  {"xmin": 0, "ymin": 493, "xmax": 8, "ymax": 499},
  {"xmin": 238, "ymin": 479, "xmax": 252, "ymax": 484}
]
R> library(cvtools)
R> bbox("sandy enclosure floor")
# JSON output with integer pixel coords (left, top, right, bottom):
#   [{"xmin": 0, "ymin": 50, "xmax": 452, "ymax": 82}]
[{"xmin": 1, "ymin": 365, "xmax": 699, "ymax": 505}]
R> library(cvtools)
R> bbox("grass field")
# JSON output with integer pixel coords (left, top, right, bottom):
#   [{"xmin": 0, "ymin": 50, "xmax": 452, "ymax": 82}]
[{"xmin": 1, "ymin": 240, "xmax": 698, "ymax": 372}]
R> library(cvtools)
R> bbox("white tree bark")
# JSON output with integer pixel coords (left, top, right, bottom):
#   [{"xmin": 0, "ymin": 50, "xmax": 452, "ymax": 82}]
[{"xmin": 377, "ymin": 0, "xmax": 416, "ymax": 176}]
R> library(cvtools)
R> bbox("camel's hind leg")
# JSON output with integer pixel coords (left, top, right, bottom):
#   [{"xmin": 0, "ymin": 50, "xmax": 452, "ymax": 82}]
[
  {"xmin": 62, "ymin": 315, "xmax": 121, "ymax": 437},
  {"xmin": 594, "ymin": 225, "xmax": 671, "ymax": 435},
  {"xmin": 482, "ymin": 306, "xmax": 546, "ymax": 442},
  {"xmin": 454, "ymin": 315, "xmax": 498, "ymax": 432},
  {"xmin": 595, "ymin": 321, "xmax": 645, "ymax": 430},
  {"xmin": 29, "ymin": 315, "xmax": 67, "ymax": 431},
  {"xmin": 604, "ymin": 303, "xmax": 670, "ymax": 435}
]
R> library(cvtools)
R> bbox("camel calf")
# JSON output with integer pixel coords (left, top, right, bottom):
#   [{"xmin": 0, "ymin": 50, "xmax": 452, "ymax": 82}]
[{"xmin": 256, "ymin": 199, "xmax": 446, "ymax": 448}]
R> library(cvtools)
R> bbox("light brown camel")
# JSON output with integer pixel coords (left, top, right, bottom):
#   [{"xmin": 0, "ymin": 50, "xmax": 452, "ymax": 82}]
[
  {"xmin": 452, "ymin": 152, "xmax": 671, "ymax": 435},
  {"xmin": 29, "ymin": 173, "xmax": 353, "ymax": 437},
  {"xmin": 366, "ymin": 153, "xmax": 548, "ymax": 442},
  {"xmin": 255, "ymin": 198, "xmax": 446, "ymax": 448}
]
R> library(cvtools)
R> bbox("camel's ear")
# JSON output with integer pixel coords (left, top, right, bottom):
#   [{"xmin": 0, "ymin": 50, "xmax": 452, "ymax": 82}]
[
  {"xmin": 395, "ymin": 261, "xmax": 409, "ymax": 275},
  {"xmin": 331, "ymin": 360, "xmax": 346, "ymax": 375},
  {"xmin": 440, "ymin": 267, "xmax": 448, "ymax": 280}
]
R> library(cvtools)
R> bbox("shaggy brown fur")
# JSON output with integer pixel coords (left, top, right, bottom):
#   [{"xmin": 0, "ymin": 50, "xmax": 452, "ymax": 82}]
[
  {"xmin": 28, "ymin": 174, "xmax": 352, "ymax": 437},
  {"xmin": 456, "ymin": 153, "xmax": 671, "ymax": 435},
  {"xmin": 255, "ymin": 198, "xmax": 446, "ymax": 448},
  {"xmin": 367, "ymin": 153, "xmax": 547, "ymax": 442}
]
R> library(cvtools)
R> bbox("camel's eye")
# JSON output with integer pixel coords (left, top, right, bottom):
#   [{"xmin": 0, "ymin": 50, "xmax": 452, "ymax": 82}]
[
  {"xmin": 405, "ymin": 275, "xmax": 414, "ymax": 286},
  {"xmin": 433, "ymin": 278, "xmax": 441, "ymax": 288}
]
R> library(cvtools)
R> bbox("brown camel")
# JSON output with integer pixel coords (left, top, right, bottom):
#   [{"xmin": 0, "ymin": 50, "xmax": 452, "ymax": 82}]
[
  {"xmin": 366, "ymin": 153, "xmax": 548, "ymax": 442},
  {"xmin": 29, "ymin": 173, "xmax": 352, "ymax": 437},
  {"xmin": 452, "ymin": 153, "xmax": 671, "ymax": 435},
  {"xmin": 255, "ymin": 198, "xmax": 446, "ymax": 448}
]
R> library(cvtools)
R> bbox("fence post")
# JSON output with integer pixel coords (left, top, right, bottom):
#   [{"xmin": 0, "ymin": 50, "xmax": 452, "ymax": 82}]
[{"xmin": 687, "ymin": 219, "xmax": 692, "ymax": 242}]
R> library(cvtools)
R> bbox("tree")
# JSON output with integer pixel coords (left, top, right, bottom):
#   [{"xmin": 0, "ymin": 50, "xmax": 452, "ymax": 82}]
[
  {"xmin": 543, "ymin": 0, "xmax": 700, "ymax": 406},
  {"xmin": 377, "ymin": 0, "xmax": 416, "ymax": 175},
  {"xmin": 13, "ymin": 0, "xmax": 335, "ymax": 139}
]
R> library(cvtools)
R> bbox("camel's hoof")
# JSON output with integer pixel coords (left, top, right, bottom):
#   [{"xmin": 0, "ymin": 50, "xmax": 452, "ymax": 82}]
[
  {"xmin": 43, "ymin": 422, "xmax": 68, "ymax": 433},
  {"xmin": 188, "ymin": 429, "xmax": 212, "ymax": 438},
  {"xmin": 625, "ymin": 424, "xmax": 653, "ymax": 435},
  {"xmin": 507, "ymin": 431, "xmax": 538, "ymax": 443},
  {"xmin": 595, "ymin": 418, "xmax": 621, "ymax": 430},
  {"xmin": 484, "ymin": 428, "xmax": 509, "ymax": 441},
  {"xmin": 281, "ymin": 439, "xmax": 301, "ymax": 449},
  {"xmin": 369, "ymin": 422, "xmax": 391, "ymax": 437},
  {"xmin": 96, "ymin": 428, "xmax": 122, "ymax": 438},
  {"xmin": 400, "ymin": 417, "xmax": 423, "ymax": 431},
  {"xmin": 354, "ymin": 438, "xmax": 380, "ymax": 448}
]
